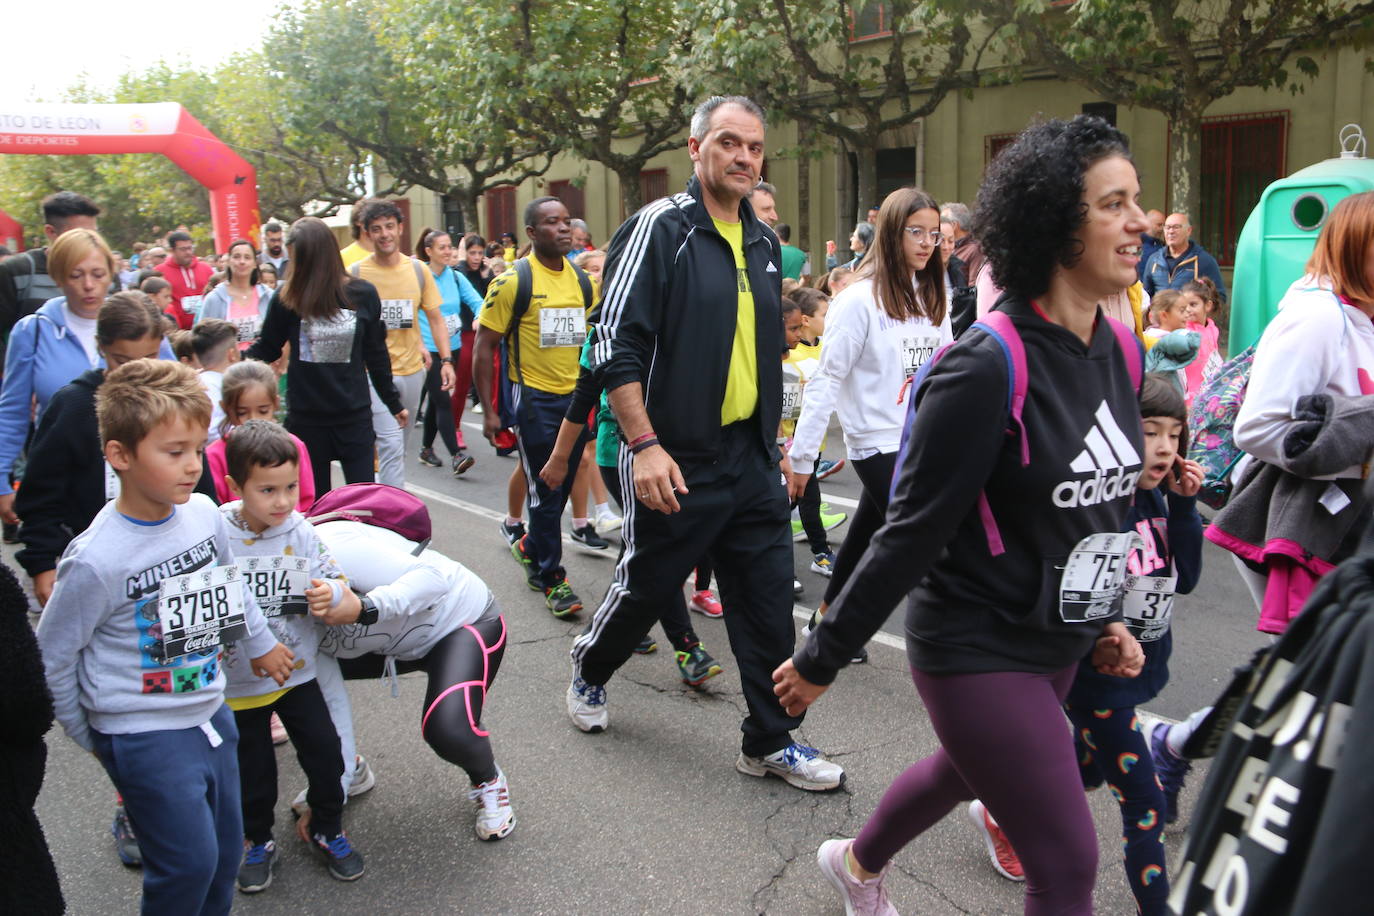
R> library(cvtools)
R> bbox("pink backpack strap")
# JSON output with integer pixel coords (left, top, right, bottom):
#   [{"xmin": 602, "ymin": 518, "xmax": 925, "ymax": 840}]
[
  {"xmin": 1106, "ymin": 317, "xmax": 1144, "ymax": 389},
  {"xmin": 972, "ymin": 310, "xmax": 1029, "ymax": 466}
]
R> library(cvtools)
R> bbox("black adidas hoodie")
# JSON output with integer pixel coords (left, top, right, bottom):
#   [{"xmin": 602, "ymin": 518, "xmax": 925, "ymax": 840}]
[{"xmin": 793, "ymin": 295, "xmax": 1144, "ymax": 684}]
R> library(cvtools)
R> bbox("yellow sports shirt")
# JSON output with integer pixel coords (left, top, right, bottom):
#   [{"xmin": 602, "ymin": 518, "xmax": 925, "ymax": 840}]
[
  {"xmin": 352, "ymin": 256, "xmax": 444, "ymax": 376},
  {"xmin": 478, "ymin": 257, "xmax": 596, "ymax": 395},
  {"xmin": 714, "ymin": 218, "xmax": 758, "ymax": 425}
]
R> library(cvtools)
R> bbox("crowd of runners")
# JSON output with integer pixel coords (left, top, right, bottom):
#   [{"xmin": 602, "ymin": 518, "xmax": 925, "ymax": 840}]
[{"xmin": 2, "ymin": 93, "xmax": 1371, "ymax": 916}]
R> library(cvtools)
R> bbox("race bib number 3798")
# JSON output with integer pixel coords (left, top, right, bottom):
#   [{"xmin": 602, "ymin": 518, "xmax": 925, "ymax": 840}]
[{"xmin": 156, "ymin": 565, "xmax": 247, "ymax": 659}]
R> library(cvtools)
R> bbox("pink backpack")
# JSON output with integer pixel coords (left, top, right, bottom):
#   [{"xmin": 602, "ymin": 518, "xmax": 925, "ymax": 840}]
[{"xmin": 307, "ymin": 483, "xmax": 432, "ymax": 553}]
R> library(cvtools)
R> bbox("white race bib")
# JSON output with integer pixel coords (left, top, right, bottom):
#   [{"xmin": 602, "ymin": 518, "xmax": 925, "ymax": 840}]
[
  {"xmin": 539, "ymin": 308, "xmax": 585, "ymax": 348},
  {"xmin": 899, "ymin": 334, "xmax": 940, "ymax": 379},
  {"xmin": 380, "ymin": 298, "xmax": 416, "ymax": 330},
  {"xmin": 181, "ymin": 295, "xmax": 204, "ymax": 316},
  {"xmin": 155, "ymin": 565, "xmax": 248, "ymax": 660},
  {"xmin": 240, "ymin": 555, "xmax": 311, "ymax": 618},
  {"xmin": 781, "ymin": 380, "xmax": 803, "ymax": 420},
  {"xmin": 443, "ymin": 312, "xmax": 463, "ymax": 338},
  {"xmin": 1122, "ymin": 572, "xmax": 1176, "ymax": 641},
  {"xmin": 104, "ymin": 459, "xmax": 120, "ymax": 501},
  {"xmin": 1058, "ymin": 532, "xmax": 1142, "ymax": 623},
  {"xmin": 233, "ymin": 314, "xmax": 260, "ymax": 343}
]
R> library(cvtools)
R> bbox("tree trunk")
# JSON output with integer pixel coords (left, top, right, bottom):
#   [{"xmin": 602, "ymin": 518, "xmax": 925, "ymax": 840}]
[
  {"xmin": 854, "ymin": 144, "xmax": 878, "ymax": 227},
  {"xmin": 1167, "ymin": 112, "xmax": 1202, "ymax": 220},
  {"xmin": 797, "ymin": 126, "xmax": 812, "ymax": 258},
  {"xmin": 616, "ymin": 164, "xmax": 644, "ymax": 218},
  {"xmin": 459, "ymin": 188, "xmax": 481, "ymax": 239}
]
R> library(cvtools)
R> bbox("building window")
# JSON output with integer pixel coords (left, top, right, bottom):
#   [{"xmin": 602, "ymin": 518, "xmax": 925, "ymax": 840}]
[
  {"xmin": 548, "ymin": 180, "xmax": 586, "ymax": 220},
  {"xmin": 849, "ymin": 2, "xmax": 893, "ymax": 40},
  {"xmin": 486, "ymin": 186, "xmax": 517, "ymax": 242},
  {"xmin": 984, "ymin": 133, "xmax": 1016, "ymax": 168},
  {"xmin": 639, "ymin": 169, "xmax": 669, "ymax": 206},
  {"xmin": 1197, "ymin": 111, "xmax": 1288, "ymax": 267}
]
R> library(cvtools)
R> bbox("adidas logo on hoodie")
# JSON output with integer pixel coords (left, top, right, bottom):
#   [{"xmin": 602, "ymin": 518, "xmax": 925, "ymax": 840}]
[{"xmin": 1052, "ymin": 401, "xmax": 1142, "ymax": 509}]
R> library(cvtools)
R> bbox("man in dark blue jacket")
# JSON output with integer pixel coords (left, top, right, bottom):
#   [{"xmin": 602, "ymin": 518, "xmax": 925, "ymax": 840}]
[
  {"xmin": 1141, "ymin": 212, "xmax": 1228, "ymax": 301},
  {"xmin": 567, "ymin": 95, "xmax": 844, "ymax": 792}
]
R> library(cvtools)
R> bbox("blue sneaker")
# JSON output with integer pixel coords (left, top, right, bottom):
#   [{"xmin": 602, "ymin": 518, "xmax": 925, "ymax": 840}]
[
  {"xmin": 1149, "ymin": 722, "xmax": 1192, "ymax": 824},
  {"xmin": 736, "ymin": 743, "xmax": 845, "ymax": 791},
  {"xmin": 312, "ymin": 831, "xmax": 365, "ymax": 881},
  {"xmin": 237, "ymin": 839, "xmax": 279, "ymax": 893},
  {"xmin": 815, "ymin": 458, "xmax": 845, "ymax": 480}
]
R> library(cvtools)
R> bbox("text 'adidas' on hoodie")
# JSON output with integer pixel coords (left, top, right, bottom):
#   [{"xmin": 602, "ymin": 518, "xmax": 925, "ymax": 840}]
[{"xmin": 794, "ymin": 296, "xmax": 1144, "ymax": 683}]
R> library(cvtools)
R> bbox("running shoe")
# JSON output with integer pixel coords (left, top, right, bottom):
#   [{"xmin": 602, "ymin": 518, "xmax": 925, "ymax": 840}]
[
  {"xmin": 312, "ymin": 831, "xmax": 365, "ymax": 882},
  {"xmin": 810, "ymin": 551, "xmax": 835, "ymax": 577},
  {"xmin": 968, "ymin": 799, "xmax": 1024, "ymax": 881},
  {"xmin": 820, "ymin": 505, "xmax": 848, "ymax": 531},
  {"xmin": 112, "ymin": 805, "xmax": 142, "ymax": 867},
  {"xmin": 418, "ymin": 447, "xmax": 442, "ymax": 468},
  {"xmin": 471, "ymin": 403, "xmax": 483, "ymax": 414},
  {"xmin": 567, "ymin": 676, "xmax": 608, "ymax": 732},
  {"xmin": 676, "ymin": 644, "xmax": 723, "ymax": 687},
  {"xmin": 794, "ymin": 579, "xmax": 804, "ymax": 597},
  {"xmin": 452, "ymin": 450, "xmax": 475, "ymax": 476},
  {"xmin": 736, "ymin": 743, "xmax": 845, "ymax": 791},
  {"xmin": 633, "ymin": 634, "xmax": 658, "ymax": 654},
  {"xmin": 570, "ymin": 522, "xmax": 609, "ymax": 551},
  {"xmin": 544, "ymin": 580, "xmax": 583, "ymax": 617},
  {"xmin": 500, "ymin": 518, "xmax": 526, "ymax": 546},
  {"xmin": 512, "ymin": 536, "xmax": 541, "ymax": 591},
  {"xmin": 689, "ymin": 589, "xmax": 723, "ymax": 618},
  {"xmin": 469, "ymin": 767, "xmax": 516, "ymax": 841},
  {"xmin": 594, "ymin": 507, "xmax": 623, "ymax": 531},
  {"xmin": 814, "ymin": 458, "xmax": 846, "ymax": 481},
  {"xmin": 291, "ymin": 755, "xmax": 376, "ymax": 819},
  {"xmin": 800, "ymin": 621, "xmax": 868, "ymax": 665},
  {"xmin": 816, "ymin": 838, "xmax": 897, "ymax": 916},
  {"xmin": 237, "ymin": 839, "xmax": 279, "ymax": 893},
  {"xmin": 1150, "ymin": 721, "xmax": 1193, "ymax": 824},
  {"xmin": 270, "ymin": 712, "xmax": 288, "ymax": 745}
]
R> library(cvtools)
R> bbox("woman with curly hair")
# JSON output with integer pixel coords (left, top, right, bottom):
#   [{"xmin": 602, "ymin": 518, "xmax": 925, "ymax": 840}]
[{"xmin": 773, "ymin": 115, "xmax": 1150, "ymax": 915}]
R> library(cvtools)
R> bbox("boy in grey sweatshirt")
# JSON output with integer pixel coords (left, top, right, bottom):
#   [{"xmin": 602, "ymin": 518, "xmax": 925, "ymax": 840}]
[{"xmin": 37, "ymin": 360, "xmax": 293, "ymax": 916}]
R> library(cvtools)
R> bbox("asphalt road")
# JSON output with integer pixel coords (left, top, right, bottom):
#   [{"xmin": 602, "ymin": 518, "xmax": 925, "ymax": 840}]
[{"xmin": 28, "ymin": 414, "xmax": 1268, "ymax": 915}]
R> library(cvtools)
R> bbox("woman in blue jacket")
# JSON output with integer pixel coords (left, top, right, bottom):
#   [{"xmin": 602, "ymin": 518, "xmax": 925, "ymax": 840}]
[
  {"xmin": 0, "ymin": 228, "xmax": 171, "ymax": 526},
  {"xmin": 415, "ymin": 228, "xmax": 483, "ymax": 476}
]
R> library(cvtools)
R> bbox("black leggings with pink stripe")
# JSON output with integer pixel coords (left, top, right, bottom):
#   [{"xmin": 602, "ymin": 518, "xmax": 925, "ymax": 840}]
[{"xmin": 339, "ymin": 608, "xmax": 507, "ymax": 785}]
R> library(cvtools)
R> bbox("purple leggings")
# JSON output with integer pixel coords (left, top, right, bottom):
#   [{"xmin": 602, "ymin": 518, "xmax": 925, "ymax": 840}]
[{"xmin": 852, "ymin": 665, "xmax": 1098, "ymax": 916}]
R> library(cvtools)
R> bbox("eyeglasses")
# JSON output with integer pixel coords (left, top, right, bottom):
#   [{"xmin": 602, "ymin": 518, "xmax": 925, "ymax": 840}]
[{"xmin": 902, "ymin": 227, "xmax": 944, "ymax": 244}]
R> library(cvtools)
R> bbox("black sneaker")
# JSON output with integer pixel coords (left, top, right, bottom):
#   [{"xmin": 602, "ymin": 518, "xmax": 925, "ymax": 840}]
[
  {"xmin": 500, "ymin": 519, "xmax": 526, "ymax": 547},
  {"xmin": 571, "ymin": 522, "xmax": 609, "ymax": 551},
  {"xmin": 676, "ymin": 644, "xmax": 723, "ymax": 687},
  {"xmin": 511, "ymin": 536, "xmax": 542, "ymax": 591},
  {"xmin": 1149, "ymin": 722, "xmax": 1193, "ymax": 824},
  {"xmin": 633, "ymin": 634, "xmax": 658, "ymax": 654},
  {"xmin": 112, "ymin": 805, "xmax": 142, "ymax": 867},
  {"xmin": 418, "ymin": 447, "xmax": 442, "ymax": 468},
  {"xmin": 237, "ymin": 839, "xmax": 279, "ymax": 893},
  {"xmin": 452, "ymin": 450, "xmax": 475, "ymax": 476},
  {"xmin": 544, "ymin": 580, "xmax": 583, "ymax": 617},
  {"xmin": 312, "ymin": 831, "xmax": 365, "ymax": 882}
]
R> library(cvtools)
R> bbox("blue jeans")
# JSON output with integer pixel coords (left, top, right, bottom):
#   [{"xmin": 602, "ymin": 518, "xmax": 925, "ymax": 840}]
[
  {"xmin": 513, "ymin": 384, "xmax": 589, "ymax": 588},
  {"xmin": 91, "ymin": 704, "xmax": 242, "ymax": 916}
]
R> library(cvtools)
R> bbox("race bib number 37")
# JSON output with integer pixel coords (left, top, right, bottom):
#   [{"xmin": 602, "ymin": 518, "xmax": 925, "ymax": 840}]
[
  {"xmin": 1058, "ymin": 532, "xmax": 1142, "ymax": 623},
  {"xmin": 540, "ymin": 308, "xmax": 585, "ymax": 348},
  {"xmin": 156, "ymin": 565, "xmax": 247, "ymax": 660},
  {"xmin": 241, "ymin": 555, "xmax": 310, "ymax": 618}
]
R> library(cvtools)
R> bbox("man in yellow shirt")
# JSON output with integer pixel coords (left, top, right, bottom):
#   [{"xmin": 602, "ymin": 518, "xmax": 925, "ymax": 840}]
[
  {"xmin": 339, "ymin": 199, "xmax": 375, "ymax": 269},
  {"xmin": 567, "ymin": 96, "xmax": 844, "ymax": 794},
  {"xmin": 474, "ymin": 197, "xmax": 595, "ymax": 617},
  {"xmin": 351, "ymin": 200, "xmax": 455, "ymax": 487}
]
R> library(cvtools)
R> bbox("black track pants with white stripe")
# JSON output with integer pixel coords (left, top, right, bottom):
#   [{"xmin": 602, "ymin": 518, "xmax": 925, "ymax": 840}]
[{"xmin": 571, "ymin": 420, "xmax": 802, "ymax": 757}]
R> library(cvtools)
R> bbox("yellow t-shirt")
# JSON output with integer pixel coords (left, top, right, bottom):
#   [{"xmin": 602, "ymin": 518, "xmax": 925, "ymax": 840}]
[
  {"xmin": 781, "ymin": 340, "xmax": 822, "ymax": 437},
  {"xmin": 478, "ymin": 257, "xmax": 597, "ymax": 396},
  {"xmin": 340, "ymin": 241, "xmax": 371, "ymax": 268},
  {"xmin": 352, "ymin": 256, "xmax": 443, "ymax": 376},
  {"xmin": 714, "ymin": 218, "xmax": 758, "ymax": 425}
]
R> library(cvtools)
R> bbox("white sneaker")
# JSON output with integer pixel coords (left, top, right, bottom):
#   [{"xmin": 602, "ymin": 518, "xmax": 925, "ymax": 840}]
[
  {"xmin": 817, "ymin": 838, "xmax": 898, "ymax": 916},
  {"xmin": 469, "ymin": 767, "xmax": 516, "ymax": 840},
  {"xmin": 566, "ymin": 677, "xmax": 608, "ymax": 733},
  {"xmin": 737, "ymin": 743, "xmax": 845, "ymax": 791},
  {"xmin": 594, "ymin": 508, "xmax": 622, "ymax": 532},
  {"xmin": 291, "ymin": 755, "xmax": 375, "ymax": 818}
]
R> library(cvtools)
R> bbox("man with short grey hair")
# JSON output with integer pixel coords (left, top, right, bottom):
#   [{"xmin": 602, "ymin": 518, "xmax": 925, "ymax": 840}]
[
  {"xmin": 1142, "ymin": 212, "xmax": 1227, "ymax": 301},
  {"xmin": 749, "ymin": 180, "xmax": 779, "ymax": 226},
  {"xmin": 568, "ymin": 94, "xmax": 844, "ymax": 793},
  {"xmin": 569, "ymin": 218, "xmax": 593, "ymax": 255}
]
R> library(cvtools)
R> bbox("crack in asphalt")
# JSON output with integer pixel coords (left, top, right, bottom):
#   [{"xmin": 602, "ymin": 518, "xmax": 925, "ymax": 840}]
[{"xmin": 891, "ymin": 862, "xmax": 975, "ymax": 914}]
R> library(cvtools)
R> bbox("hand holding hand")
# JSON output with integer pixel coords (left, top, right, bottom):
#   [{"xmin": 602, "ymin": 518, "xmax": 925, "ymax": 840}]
[{"xmin": 772, "ymin": 658, "xmax": 828, "ymax": 716}]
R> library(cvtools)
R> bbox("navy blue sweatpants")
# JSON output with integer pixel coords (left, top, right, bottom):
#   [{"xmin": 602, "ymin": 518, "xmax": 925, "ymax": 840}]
[
  {"xmin": 513, "ymin": 385, "xmax": 590, "ymax": 588},
  {"xmin": 91, "ymin": 703, "xmax": 242, "ymax": 916}
]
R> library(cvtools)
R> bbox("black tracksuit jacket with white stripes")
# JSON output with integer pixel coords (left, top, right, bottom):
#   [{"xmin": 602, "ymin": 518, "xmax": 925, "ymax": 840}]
[
  {"xmin": 589, "ymin": 176, "xmax": 785, "ymax": 463},
  {"xmin": 794, "ymin": 295, "xmax": 1145, "ymax": 684}
]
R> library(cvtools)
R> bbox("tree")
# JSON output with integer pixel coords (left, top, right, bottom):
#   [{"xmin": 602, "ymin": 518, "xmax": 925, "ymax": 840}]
[
  {"xmin": 985, "ymin": 0, "xmax": 1374, "ymax": 217},
  {"xmin": 268, "ymin": 0, "xmax": 555, "ymax": 234},
  {"xmin": 690, "ymin": 0, "xmax": 1003, "ymax": 225}
]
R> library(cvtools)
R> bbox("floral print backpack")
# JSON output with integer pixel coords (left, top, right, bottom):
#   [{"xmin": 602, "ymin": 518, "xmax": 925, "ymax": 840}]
[{"xmin": 1187, "ymin": 344, "xmax": 1257, "ymax": 509}]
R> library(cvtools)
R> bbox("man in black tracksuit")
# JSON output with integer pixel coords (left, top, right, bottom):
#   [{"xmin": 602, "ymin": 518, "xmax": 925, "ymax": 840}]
[{"xmin": 566, "ymin": 96, "xmax": 844, "ymax": 791}]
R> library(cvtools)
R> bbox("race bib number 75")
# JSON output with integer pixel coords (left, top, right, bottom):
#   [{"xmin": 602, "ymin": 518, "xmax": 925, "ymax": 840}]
[
  {"xmin": 1058, "ymin": 532, "xmax": 1142, "ymax": 623},
  {"xmin": 156, "ymin": 565, "xmax": 248, "ymax": 659}
]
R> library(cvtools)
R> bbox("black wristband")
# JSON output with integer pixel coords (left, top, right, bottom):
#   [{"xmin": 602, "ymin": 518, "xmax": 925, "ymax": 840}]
[{"xmin": 629, "ymin": 437, "xmax": 660, "ymax": 454}]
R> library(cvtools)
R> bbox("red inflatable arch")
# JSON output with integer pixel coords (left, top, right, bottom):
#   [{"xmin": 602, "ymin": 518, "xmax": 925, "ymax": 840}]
[{"xmin": 0, "ymin": 102, "xmax": 259, "ymax": 252}]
